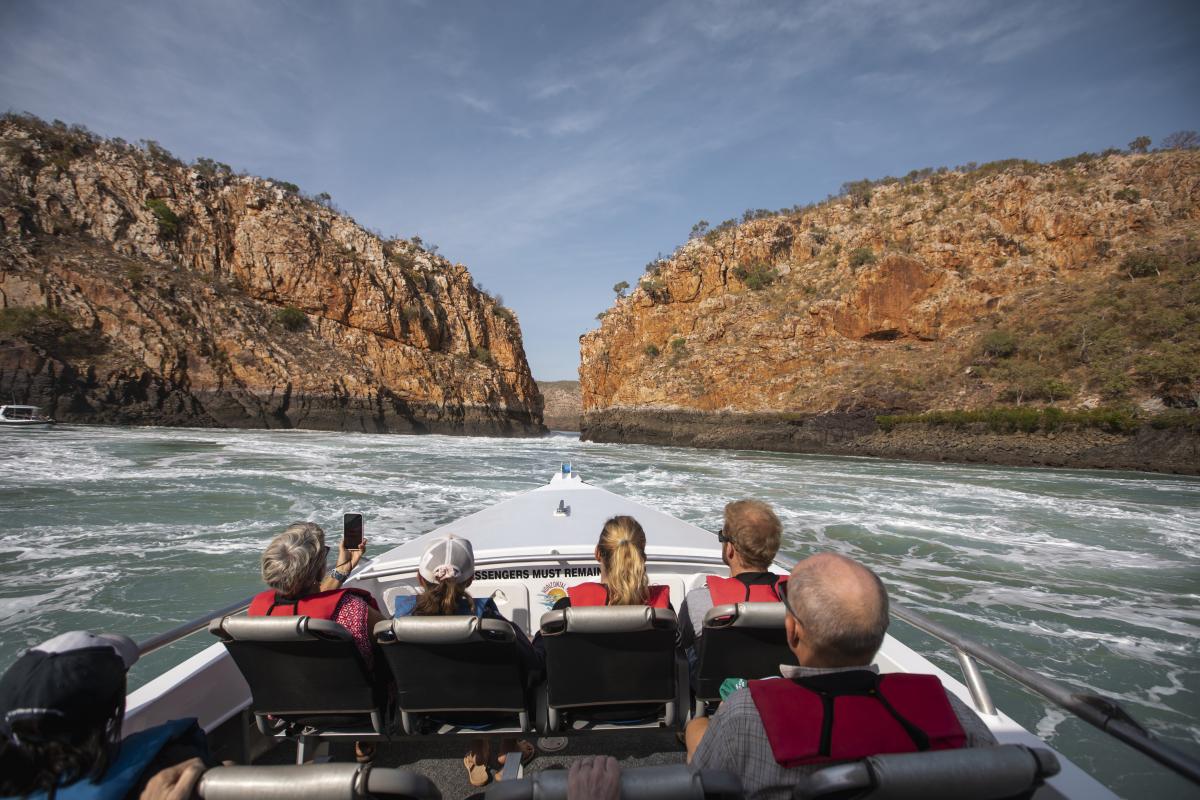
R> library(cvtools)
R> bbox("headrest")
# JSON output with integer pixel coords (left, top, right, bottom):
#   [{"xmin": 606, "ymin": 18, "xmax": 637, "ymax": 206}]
[
  {"xmin": 484, "ymin": 764, "xmax": 738, "ymax": 800},
  {"xmin": 209, "ymin": 616, "xmax": 351, "ymax": 643},
  {"xmin": 703, "ymin": 602, "xmax": 786, "ymax": 630},
  {"xmin": 539, "ymin": 606, "xmax": 677, "ymax": 635},
  {"xmin": 376, "ymin": 616, "xmax": 515, "ymax": 645}
]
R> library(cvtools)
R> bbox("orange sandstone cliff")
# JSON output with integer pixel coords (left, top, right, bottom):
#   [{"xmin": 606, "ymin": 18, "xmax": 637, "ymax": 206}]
[
  {"xmin": 581, "ymin": 150, "xmax": 1199, "ymax": 472},
  {"xmin": 0, "ymin": 115, "xmax": 543, "ymax": 435}
]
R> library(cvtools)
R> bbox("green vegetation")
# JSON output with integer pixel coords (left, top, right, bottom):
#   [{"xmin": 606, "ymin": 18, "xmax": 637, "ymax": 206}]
[
  {"xmin": 492, "ymin": 305, "xmax": 515, "ymax": 324},
  {"xmin": 144, "ymin": 198, "xmax": 180, "ymax": 238},
  {"xmin": 0, "ymin": 306, "xmax": 102, "ymax": 358},
  {"xmin": 1113, "ymin": 187, "xmax": 1140, "ymax": 203},
  {"xmin": 472, "ymin": 345, "xmax": 492, "ymax": 364},
  {"xmin": 1128, "ymin": 136, "xmax": 1151, "ymax": 154},
  {"xmin": 877, "ymin": 406, "xmax": 1142, "ymax": 435},
  {"xmin": 271, "ymin": 179, "xmax": 300, "ymax": 194},
  {"xmin": 980, "ymin": 330, "xmax": 1017, "ymax": 359},
  {"xmin": 644, "ymin": 343, "xmax": 660, "ymax": 358},
  {"xmin": 733, "ymin": 260, "xmax": 778, "ymax": 290},
  {"xmin": 848, "ymin": 248, "xmax": 876, "ymax": 270},
  {"xmin": 613, "ymin": 281, "xmax": 629, "ymax": 297},
  {"xmin": 274, "ymin": 306, "xmax": 307, "ymax": 331},
  {"xmin": 1121, "ymin": 250, "xmax": 1167, "ymax": 278}
]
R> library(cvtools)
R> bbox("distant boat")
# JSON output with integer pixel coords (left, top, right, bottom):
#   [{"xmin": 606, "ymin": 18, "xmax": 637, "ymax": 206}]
[{"xmin": 0, "ymin": 405, "xmax": 55, "ymax": 427}]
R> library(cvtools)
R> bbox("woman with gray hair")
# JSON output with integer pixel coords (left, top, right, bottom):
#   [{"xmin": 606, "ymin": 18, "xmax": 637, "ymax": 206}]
[{"xmin": 248, "ymin": 522, "xmax": 386, "ymax": 668}]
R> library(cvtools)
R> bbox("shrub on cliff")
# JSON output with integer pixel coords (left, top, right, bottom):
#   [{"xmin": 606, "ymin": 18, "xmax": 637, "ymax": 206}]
[
  {"xmin": 493, "ymin": 305, "xmax": 516, "ymax": 324},
  {"xmin": 980, "ymin": 330, "xmax": 1018, "ymax": 358},
  {"xmin": 472, "ymin": 346, "xmax": 493, "ymax": 364},
  {"xmin": 144, "ymin": 198, "xmax": 180, "ymax": 238},
  {"xmin": 1121, "ymin": 250, "xmax": 1168, "ymax": 279},
  {"xmin": 274, "ymin": 306, "xmax": 307, "ymax": 331},
  {"xmin": 1161, "ymin": 130, "xmax": 1199, "ymax": 150},
  {"xmin": 848, "ymin": 248, "xmax": 876, "ymax": 270},
  {"xmin": 0, "ymin": 306, "xmax": 102, "ymax": 358},
  {"xmin": 733, "ymin": 260, "xmax": 778, "ymax": 290},
  {"xmin": 1128, "ymin": 136, "xmax": 1151, "ymax": 153},
  {"xmin": 643, "ymin": 343, "xmax": 660, "ymax": 358},
  {"xmin": 1113, "ymin": 187, "xmax": 1140, "ymax": 203}
]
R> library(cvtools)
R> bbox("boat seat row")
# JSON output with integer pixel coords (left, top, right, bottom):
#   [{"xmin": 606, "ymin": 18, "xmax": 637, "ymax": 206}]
[
  {"xmin": 192, "ymin": 745, "xmax": 1060, "ymax": 799},
  {"xmin": 210, "ymin": 602, "xmax": 797, "ymax": 761}
]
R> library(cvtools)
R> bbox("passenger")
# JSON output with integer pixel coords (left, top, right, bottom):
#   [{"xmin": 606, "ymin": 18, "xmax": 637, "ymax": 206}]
[
  {"xmin": 686, "ymin": 553, "xmax": 995, "ymax": 799},
  {"xmin": 0, "ymin": 631, "xmax": 213, "ymax": 800},
  {"xmin": 552, "ymin": 515, "xmax": 672, "ymax": 609},
  {"xmin": 679, "ymin": 500, "xmax": 786, "ymax": 661},
  {"xmin": 249, "ymin": 521, "xmax": 385, "ymax": 667},
  {"xmin": 395, "ymin": 535, "xmax": 541, "ymax": 788},
  {"xmin": 250, "ymin": 521, "xmax": 385, "ymax": 764}
]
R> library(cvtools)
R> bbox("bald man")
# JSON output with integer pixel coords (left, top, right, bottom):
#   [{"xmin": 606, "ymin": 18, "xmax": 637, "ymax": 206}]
[{"xmin": 686, "ymin": 553, "xmax": 995, "ymax": 800}]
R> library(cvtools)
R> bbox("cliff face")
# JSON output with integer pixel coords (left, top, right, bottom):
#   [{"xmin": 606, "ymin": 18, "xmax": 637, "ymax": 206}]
[
  {"xmin": 537, "ymin": 380, "xmax": 582, "ymax": 431},
  {"xmin": 580, "ymin": 150, "xmax": 1199, "ymax": 467},
  {"xmin": 0, "ymin": 116, "xmax": 543, "ymax": 435}
]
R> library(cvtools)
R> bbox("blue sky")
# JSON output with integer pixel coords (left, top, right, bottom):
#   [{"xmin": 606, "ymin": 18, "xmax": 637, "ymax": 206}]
[{"xmin": 1, "ymin": 1, "xmax": 1197, "ymax": 379}]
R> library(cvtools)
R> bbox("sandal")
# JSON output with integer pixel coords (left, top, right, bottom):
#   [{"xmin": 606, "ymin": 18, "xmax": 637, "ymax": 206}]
[
  {"xmin": 496, "ymin": 738, "xmax": 536, "ymax": 768},
  {"xmin": 464, "ymin": 739, "xmax": 491, "ymax": 787}
]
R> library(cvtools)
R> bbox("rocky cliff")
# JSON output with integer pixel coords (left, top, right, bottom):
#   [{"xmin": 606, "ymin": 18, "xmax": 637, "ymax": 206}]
[
  {"xmin": 581, "ymin": 149, "xmax": 1200, "ymax": 471},
  {"xmin": 537, "ymin": 380, "xmax": 582, "ymax": 431},
  {"xmin": 0, "ymin": 115, "xmax": 543, "ymax": 435}
]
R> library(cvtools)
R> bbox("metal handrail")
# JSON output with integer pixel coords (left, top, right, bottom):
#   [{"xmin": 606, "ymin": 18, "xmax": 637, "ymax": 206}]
[
  {"xmin": 890, "ymin": 601, "xmax": 1200, "ymax": 785},
  {"xmin": 136, "ymin": 594, "xmax": 255, "ymax": 657}
]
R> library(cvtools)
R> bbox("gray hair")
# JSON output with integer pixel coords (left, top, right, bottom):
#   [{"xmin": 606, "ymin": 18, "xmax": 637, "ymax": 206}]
[
  {"xmin": 787, "ymin": 554, "xmax": 889, "ymax": 665},
  {"xmin": 261, "ymin": 522, "xmax": 327, "ymax": 597}
]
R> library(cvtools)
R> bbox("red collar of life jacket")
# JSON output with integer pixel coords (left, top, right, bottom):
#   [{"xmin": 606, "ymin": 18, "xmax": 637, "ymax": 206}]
[
  {"xmin": 248, "ymin": 586, "xmax": 379, "ymax": 620},
  {"xmin": 567, "ymin": 582, "xmax": 671, "ymax": 608},
  {"xmin": 748, "ymin": 670, "xmax": 967, "ymax": 766},
  {"xmin": 706, "ymin": 573, "xmax": 787, "ymax": 604}
]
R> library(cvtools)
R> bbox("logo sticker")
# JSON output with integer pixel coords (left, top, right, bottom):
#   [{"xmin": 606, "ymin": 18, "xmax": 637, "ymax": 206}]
[{"xmin": 539, "ymin": 580, "xmax": 567, "ymax": 610}]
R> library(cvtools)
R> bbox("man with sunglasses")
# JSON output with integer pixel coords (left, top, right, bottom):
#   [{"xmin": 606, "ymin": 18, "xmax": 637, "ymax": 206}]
[
  {"xmin": 685, "ymin": 553, "xmax": 994, "ymax": 799},
  {"xmin": 679, "ymin": 500, "xmax": 787, "ymax": 664}
]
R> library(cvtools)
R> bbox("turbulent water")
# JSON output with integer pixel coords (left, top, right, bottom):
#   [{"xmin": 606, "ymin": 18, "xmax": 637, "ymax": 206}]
[{"xmin": 0, "ymin": 425, "xmax": 1196, "ymax": 797}]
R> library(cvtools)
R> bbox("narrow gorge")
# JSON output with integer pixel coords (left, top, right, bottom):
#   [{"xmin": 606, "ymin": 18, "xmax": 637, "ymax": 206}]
[
  {"xmin": 0, "ymin": 115, "xmax": 544, "ymax": 435},
  {"xmin": 581, "ymin": 150, "xmax": 1200, "ymax": 473}
]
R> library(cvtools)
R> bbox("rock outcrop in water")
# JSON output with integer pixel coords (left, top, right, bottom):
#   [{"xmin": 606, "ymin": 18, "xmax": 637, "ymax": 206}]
[
  {"xmin": 581, "ymin": 149, "xmax": 1200, "ymax": 472},
  {"xmin": 0, "ymin": 115, "xmax": 544, "ymax": 435}
]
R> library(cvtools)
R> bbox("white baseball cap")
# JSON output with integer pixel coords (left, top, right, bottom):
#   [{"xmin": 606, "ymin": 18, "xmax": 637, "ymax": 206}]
[{"xmin": 417, "ymin": 535, "xmax": 475, "ymax": 584}]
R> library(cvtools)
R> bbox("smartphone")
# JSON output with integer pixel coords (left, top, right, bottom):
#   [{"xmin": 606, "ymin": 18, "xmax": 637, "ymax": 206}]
[{"xmin": 343, "ymin": 513, "xmax": 363, "ymax": 550}]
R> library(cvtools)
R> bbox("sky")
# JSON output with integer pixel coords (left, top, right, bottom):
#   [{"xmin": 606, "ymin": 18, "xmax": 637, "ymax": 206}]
[{"xmin": 1, "ymin": 1, "xmax": 1198, "ymax": 380}]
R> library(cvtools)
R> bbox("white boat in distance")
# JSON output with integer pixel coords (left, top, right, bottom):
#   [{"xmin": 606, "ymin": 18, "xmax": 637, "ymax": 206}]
[
  {"xmin": 0, "ymin": 404, "xmax": 55, "ymax": 427},
  {"xmin": 123, "ymin": 467, "xmax": 1198, "ymax": 799}
]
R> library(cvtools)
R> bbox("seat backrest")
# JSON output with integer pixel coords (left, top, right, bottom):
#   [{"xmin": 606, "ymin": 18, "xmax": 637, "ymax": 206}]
[
  {"xmin": 375, "ymin": 616, "xmax": 527, "ymax": 713},
  {"xmin": 198, "ymin": 764, "xmax": 441, "ymax": 800},
  {"xmin": 540, "ymin": 606, "xmax": 678, "ymax": 708},
  {"xmin": 209, "ymin": 615, "xmax": 376, "ymax": 715},
  {"xmin": 484, "ymin": 764, "xmax": 743, "ymax": 800},
  {"xmin": 797, "ymin": 745, "xmax": 1062, "ymax": 800},
  {"xmin": 695, "ymin": 603, "xmax": 798, "ymax": 700}
]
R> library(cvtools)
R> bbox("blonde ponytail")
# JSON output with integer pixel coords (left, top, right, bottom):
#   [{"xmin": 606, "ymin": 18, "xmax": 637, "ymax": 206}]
[{"xmin": 597, "ymin": 516, "xmax": 649, "ymax": 606}]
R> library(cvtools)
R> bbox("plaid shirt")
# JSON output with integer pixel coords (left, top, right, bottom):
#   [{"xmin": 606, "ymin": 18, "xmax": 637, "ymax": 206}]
[{"xmin": 691, "ymin": 665, "xmax": 997, "ymax": 800}]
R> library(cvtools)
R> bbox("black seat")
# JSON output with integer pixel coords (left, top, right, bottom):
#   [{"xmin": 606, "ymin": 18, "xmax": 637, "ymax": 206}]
[
  {"xmin": 209, "ymin": 615, "xmax": 390, "ymax": 763},
  {"xmin": 795, "ymin": 744, "xmax": 1061, "ymax": 799},
  {"xmin": 693, "ymin": 602, "xmax": 798, "ymax": 715},
  {"xmin": 485, "ymin": 764, "xmax": 743, "ymax": 800},
  {"xmin": 198, "ymin": 763, "xmax": 440, "ymax": 800},
  {"xmin": 374, "ymin": 616, "xmax": 532, "ymax": 735},
  {"xmin": 537, "ymin": 605, "xmax": 686, "ymax": 732}
]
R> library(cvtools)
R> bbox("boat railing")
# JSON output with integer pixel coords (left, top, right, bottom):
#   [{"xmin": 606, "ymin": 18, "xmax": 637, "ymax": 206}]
[
  {"xmin": 133, "ymin": 583, "xmax": 1200, "ymax": 786},
  {"xmin": 888, "ymin": 600, "xmax": 1200, "ymax": 785}
]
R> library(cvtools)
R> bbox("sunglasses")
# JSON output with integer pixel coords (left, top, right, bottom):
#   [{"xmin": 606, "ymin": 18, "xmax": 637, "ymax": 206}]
[
  {"xmin": 715, "ymin": 526, "xmax": 733, "ymax": 544},
  {"xmin": 781, "ymin": 585, "xmax": 800, "ymax": 624}
]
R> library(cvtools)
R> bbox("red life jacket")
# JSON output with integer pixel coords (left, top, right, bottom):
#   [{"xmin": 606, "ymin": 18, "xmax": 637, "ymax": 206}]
[
  {"xmin": 748, "ymin": 671, "xmax": 967, "ymax": 766},
  {"xmin": 248, "ymin": 587, "xmax": 379, "ymax": 620},
  {"xmin": 567, "ymin": 582, "xmax": 672, "ymax": 608},
  {"xmin": 706, "ymin": 574, "xmax": 787, "ymax": 604}
]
